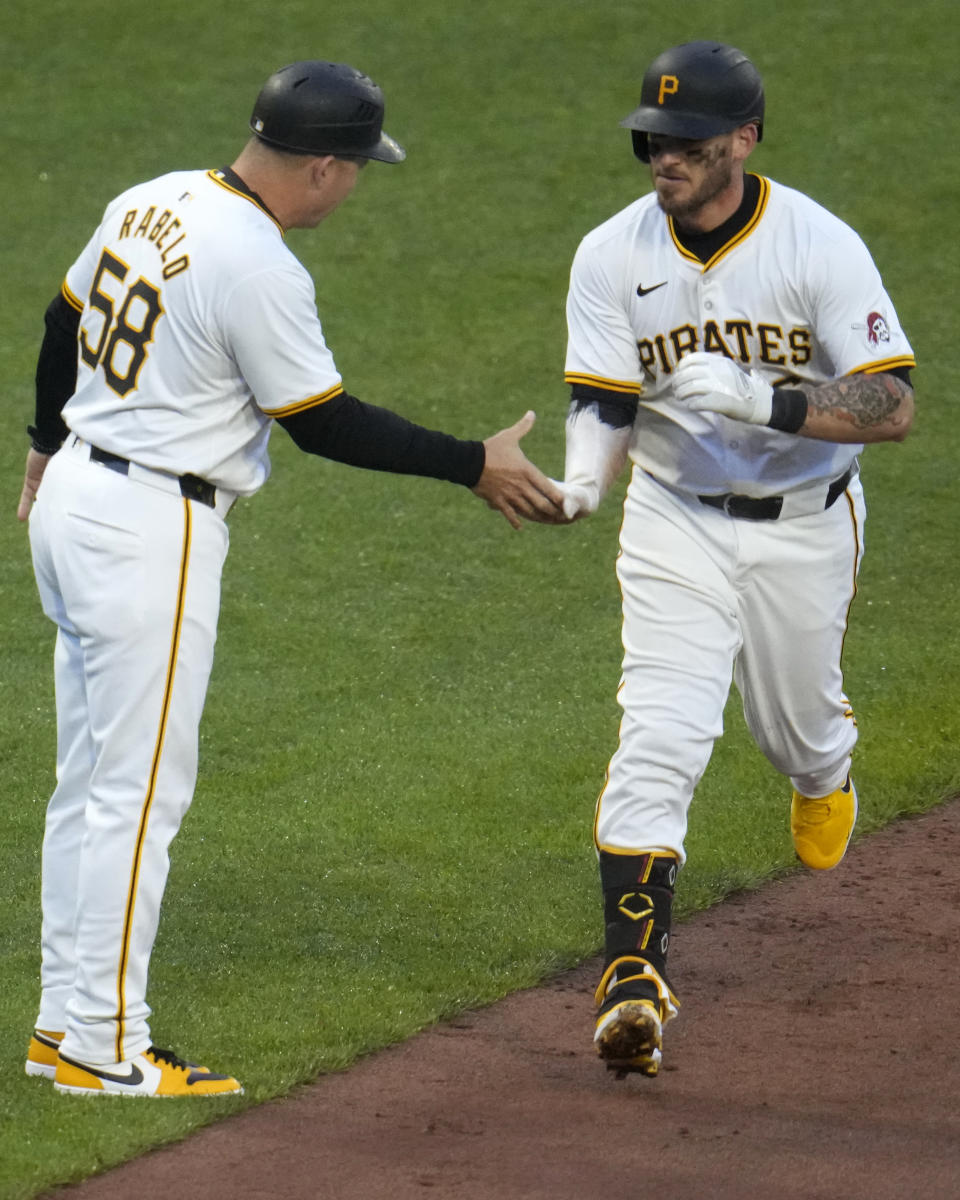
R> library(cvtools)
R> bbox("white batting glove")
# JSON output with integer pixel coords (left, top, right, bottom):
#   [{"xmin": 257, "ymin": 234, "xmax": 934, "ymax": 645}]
[
  {"xmin": 550, "ymin": 479, "xmax": 599, "ymax": 521},
  {"xmin": 672, "ymin": 351, "xmax": 774, "ymax": 426}
]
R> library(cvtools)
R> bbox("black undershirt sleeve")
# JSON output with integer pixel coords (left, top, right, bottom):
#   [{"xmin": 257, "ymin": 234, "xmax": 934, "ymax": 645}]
[
  {"xmin": 276, "ymin": 393, "xmax": 486, "ymax": 487},
  {"xmin": 569, "ymin": 382, "xmax": 639, "ymax": 429},
  {"xmin": 30, "ymin": 292, "xmax": 80, "ymax": 453}
]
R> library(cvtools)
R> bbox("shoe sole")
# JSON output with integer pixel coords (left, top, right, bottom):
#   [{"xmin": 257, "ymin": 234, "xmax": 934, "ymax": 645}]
[
  {"xmin": 53, "ymin": 1082, "xmax": 243, "ymax": 1097},
  {"xmin": 595, "ymin": 1001, "xmax": 662, "ymax": 1077},
  {"xmin": 25, "ymin": 1061, "xmax": 57, "ymax": 1080}
]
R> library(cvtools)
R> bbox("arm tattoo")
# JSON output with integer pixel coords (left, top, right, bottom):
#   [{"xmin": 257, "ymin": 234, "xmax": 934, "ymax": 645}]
[{"xmin": 799, "ymin": 372, "xmax": 912, "ymax": 431}]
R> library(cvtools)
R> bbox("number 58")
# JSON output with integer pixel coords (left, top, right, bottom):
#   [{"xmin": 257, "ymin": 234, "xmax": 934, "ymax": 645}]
[{"xmin": 80, "ymin": 249, "xmax": 163, "ymax": 397}]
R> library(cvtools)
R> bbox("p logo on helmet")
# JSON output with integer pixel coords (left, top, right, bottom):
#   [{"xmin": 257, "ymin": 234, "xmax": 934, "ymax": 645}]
[{"xmin": 658, "ymin": 75, "xmax": 679, "ymax": 105}]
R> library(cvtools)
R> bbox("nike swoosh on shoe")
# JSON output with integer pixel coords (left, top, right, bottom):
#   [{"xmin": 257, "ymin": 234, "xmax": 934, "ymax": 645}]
[{"xmin": 59, "ymin": 1055, "xmax": 144, "ymax": 1086}]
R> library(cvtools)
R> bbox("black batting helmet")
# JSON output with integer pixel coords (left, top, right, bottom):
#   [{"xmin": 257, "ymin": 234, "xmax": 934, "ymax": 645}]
[
  {"xmin": 620, "ymin": 41, "xmax": 764, "ymax": 163},
  {"xmin": 250, "ymin": 60, "xmax": 406, "ymax": 163}
]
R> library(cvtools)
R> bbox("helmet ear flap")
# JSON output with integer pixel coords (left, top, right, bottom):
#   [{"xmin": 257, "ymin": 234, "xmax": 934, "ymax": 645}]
[{"xmin": 631, "ymin": 130, "xmax": 651, "ymax": 163}]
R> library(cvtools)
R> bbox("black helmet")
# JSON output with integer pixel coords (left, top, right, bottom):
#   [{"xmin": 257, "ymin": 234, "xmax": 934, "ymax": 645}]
[
  {"xmin": 249, "ymin": 60, "xmax": 406, "ymax": 163},
  {"xmin": 620, "ymin": 41, "xmax": 764, "ymax": 163}
]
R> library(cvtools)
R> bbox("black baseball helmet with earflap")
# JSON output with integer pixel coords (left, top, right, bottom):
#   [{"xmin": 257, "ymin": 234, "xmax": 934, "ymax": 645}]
[
  {"xmin": 620, "ymin": 41, "xmax": 764, "ymax": 163},
  {"xmin": 249, "ymin": 60, "xmax": 406, "ymax": 162}
]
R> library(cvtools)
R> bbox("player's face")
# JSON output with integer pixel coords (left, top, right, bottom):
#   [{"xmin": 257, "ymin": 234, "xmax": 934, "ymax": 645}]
[{"xmin": 647, "ymin": 132, "xmax": 738, "ymax": 223}]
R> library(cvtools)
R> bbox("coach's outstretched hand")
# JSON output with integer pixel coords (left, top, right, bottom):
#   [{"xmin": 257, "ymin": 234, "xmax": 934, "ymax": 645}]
[
  {"xmin": 17, "ymin": 448, "xmax": 51, "ymax": 522},
  {"xmin": 473, "ymin": 411, "xmax": 567, "ymax": 529}
]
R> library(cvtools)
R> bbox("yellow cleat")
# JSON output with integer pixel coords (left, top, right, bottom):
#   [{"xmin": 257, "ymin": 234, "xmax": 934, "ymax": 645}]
[
  {"xmin": 54, "ymin": 1045, "xmax": 243, "ymax": 1097},
  {"xmin": 594, "ymin": 999, "xmax": 662, "ymax": 1078},
  {"xmin": 791, "ymin": 775, "xmax": 858, "ymax": 870},
  {"xmin": 25, "ymin": 1029, "xmax": 64, "ymax": 1080}
]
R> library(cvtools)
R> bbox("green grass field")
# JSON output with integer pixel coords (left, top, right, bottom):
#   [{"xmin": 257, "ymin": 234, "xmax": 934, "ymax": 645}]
[{"xmin": 1, "ymin": 0, "xmax": 958, "ymax": 1195}]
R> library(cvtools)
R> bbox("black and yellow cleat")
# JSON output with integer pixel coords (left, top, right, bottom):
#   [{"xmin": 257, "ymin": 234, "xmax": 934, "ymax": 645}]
[
  {"xmin": 791, "ymin": 775, "xmax": 858, "ymax": 870},
  {"xmin": 594, "ymin": 998, "xmax": 663, "ymax": 1078},
  {"xmin": 54, "ymin": 1045, "xmax": 243, "ymax": 1097}
]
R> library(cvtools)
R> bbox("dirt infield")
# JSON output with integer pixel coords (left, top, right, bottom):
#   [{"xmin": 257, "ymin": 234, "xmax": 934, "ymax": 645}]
[{"xmin": 52, "ymin": 799, "xmax": 960, "ymax": 1200}]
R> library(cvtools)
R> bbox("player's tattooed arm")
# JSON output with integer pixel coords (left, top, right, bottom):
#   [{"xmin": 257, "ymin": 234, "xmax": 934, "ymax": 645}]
[{"xmin": 794, "ymin": 371, "xmax": 914, "ymax": 444}]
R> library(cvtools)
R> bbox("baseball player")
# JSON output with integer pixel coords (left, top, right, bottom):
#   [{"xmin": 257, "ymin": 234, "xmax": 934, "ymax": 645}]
[
  {"xmin": 18, "ymin": 60, "xmax": 565, "ymax": 1097},
  {"xmin": 551, "ymin": 41, "xmax": 915, "ymax": 1077}
]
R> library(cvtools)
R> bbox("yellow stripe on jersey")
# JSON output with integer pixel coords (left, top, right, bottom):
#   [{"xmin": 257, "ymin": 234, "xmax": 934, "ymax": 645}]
[
  {"xmin": 263, "ymin": 383, "xmax": 345, "ymax": 419},
  {"xmin": 669, "ymin": 235, "xmax": 701, "ymax": 268},
  {"xmin": 206, "ymin": 169, "xmax": 285, "ymax": 235},
  {"xmin": 564, "ymin": 372, "xmax": 643, "ymax": 396},
  {"xmin": 61, "ymin": 280, "xmax": 84, "ymax": 312},
  {"xmin": 705, "ymin": 175, "xmax": 770, "ymax": 268},
  {"xmin": 668, "ymin": 174, "xmax": 771, "ymax": 272},
  {"xmin": 847, "ymin": 355, "xmax": 916, "ymax": 375},
  {"xmin": 115, "ymin": 499, "xmax": 193, "ymax": 1062}
]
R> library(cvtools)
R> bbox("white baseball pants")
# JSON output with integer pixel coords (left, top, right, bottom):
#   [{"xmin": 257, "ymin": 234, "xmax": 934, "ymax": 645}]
[
  {"xmin": 29, "ymin": 438, "xmax": 228, "ymax": 1064},
  {"xmin": 595, "ymin": 466, "xmax": 865, "ymax": 862}
]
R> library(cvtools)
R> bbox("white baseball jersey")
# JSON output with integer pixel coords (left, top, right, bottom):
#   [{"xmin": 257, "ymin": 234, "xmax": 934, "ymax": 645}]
[
  {"xmin": 61, "ymin": 168, "xmax": 344, "ymax": 496},
  {"xmin": 565, "ymin": 174, "xmax": 915, "ymax": 497}
]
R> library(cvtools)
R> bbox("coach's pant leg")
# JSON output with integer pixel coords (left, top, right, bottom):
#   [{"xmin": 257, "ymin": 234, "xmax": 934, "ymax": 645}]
[
  {"xmin": 36, "ymin": 455, "xmax": 228, "ymax": 1064},
  {"xmin": 68, "ymin": 495, "xmax": 227, "ymax": 1064},
  {"xmin": 733, "ymin": 481, "xmax": 865, "ymax": 796},
  {"xmin": 34, "ymin": 628, "xmax": 96, "ymax": 1032},
  {"xmin": 29, "ymin": 463, "xmax": 95, "ymax": 1033},
  {"xmin": 595, "ymin": 473, "xmax": 742, "ymax": 862}
]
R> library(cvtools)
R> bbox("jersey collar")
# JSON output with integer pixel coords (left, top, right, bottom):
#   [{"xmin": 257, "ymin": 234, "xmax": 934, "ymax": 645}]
[
  {"xmin": 208, "ymin": 167, "xmax": 285, "ymax": 235},
  {"xmin": 669, "ymin": 173, "xmax": 769, "ymax": 271}
]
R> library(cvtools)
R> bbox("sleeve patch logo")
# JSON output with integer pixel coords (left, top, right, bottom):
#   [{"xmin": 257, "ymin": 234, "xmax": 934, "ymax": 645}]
[{"xmin": 866, "ymin": 311, "xmax": 890, "ymax": 347}]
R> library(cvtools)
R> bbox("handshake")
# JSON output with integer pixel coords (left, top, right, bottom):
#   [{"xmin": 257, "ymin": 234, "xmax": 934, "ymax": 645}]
[{"xmin": 555, "ymin": 480, "xmax": 600, "ymax": 522}]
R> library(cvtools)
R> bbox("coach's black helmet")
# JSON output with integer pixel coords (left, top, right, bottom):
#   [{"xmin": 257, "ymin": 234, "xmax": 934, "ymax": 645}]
[
  {"xmin": 249, "ymin": 60, "xmax": 406, "ymax": 162},
  {"xmin": 621, "ymin": 41, "xmax": 764, "ymax": 162}
]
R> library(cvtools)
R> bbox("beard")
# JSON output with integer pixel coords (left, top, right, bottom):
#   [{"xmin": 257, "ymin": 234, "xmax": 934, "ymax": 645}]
[{"xmin": 654, "ymin": 144, "xmax": 735, "ymax": 222}]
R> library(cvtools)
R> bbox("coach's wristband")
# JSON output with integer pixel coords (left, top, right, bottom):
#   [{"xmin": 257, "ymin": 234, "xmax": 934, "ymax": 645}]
[
  {"xmin": 767, "ymin": 389, "xmax": 808, "ymax": 433},
  {"xmin": 27, "ymin": 424, "xmax": 63, "ymax": 456}
]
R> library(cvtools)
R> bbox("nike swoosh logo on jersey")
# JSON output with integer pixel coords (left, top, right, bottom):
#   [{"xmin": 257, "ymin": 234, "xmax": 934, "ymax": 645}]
[
  {"xmin": 60, "ymin": 1054, "xmax": 145, "ymax": 1086},
  {"xmin": 636, "ymin": 281, "xmax": 667, "ymax": 297}
]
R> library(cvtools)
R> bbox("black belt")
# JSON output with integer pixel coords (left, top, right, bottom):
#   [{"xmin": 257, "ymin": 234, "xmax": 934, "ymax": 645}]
[
  {"xmin": 88, "ymin": 444, "xmax": 217, "ymax": 509},
  {"xmin": 698, "ymin": 463, "xmax": 855, "ymax": 521}
]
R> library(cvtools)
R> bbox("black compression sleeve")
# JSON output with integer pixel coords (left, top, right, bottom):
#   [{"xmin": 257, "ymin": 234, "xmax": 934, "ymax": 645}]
[
  {"xmin": 276, "ymin": 393, "xmax": 486, "ymax": 487},
  {"xmin": 31, "ymin": 292, "xmax": 80, "ymax": 452}
]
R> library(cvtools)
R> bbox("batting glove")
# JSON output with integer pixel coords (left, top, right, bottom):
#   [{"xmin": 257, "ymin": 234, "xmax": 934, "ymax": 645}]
[{"xmin": 672, "ymin": 352, "xmax": 774, "ymax": 426}]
